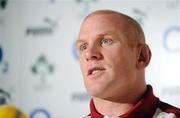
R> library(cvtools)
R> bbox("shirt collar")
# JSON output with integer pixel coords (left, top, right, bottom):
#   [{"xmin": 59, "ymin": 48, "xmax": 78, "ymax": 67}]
[{"xmin": 89, "ymin": 85, "xmax": 159, "ymax": 118}]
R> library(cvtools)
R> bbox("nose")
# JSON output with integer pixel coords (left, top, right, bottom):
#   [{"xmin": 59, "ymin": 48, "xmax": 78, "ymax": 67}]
[{"xmin": 85, "ymin": 44, "xmax": 102, "ymax": 61}]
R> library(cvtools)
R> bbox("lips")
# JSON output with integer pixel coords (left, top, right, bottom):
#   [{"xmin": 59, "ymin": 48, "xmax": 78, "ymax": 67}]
[{"xmin": 87, "ymin": 67, "xmax": 106, "ymax": 76}]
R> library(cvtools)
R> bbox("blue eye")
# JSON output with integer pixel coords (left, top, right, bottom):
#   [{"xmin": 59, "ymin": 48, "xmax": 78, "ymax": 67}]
[
  {"xmin": 79, "ymin": 43, "xmax": 88, "ymax": 51},
  {"xmin": 101, "ymin": 38, "xmax": 113, "ymax": 45}
]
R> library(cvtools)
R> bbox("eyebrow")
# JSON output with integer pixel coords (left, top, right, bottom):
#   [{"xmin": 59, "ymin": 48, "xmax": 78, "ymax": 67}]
[
  {"xmin": 98, "ymin": 31, "xmax": 113, "ymax": 37},
  {"xmin": 76, "ymin": 39, "xmax": 85, "ymax": 46},
  {"xmin": 76, "ymin": 31, "xmax": 114, "ymax": 45}
]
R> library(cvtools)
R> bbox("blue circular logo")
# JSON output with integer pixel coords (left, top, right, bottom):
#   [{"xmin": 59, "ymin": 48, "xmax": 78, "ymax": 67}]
[
  {"xmin": 163, "ymin": 27, "xmax": 180, "ymax": 52},
  {"xmin": 30, "ymin": 108, "xmax": 51, "ymax": 118},
  {"xmin": 0, "ymin": 46, "xmax": 3, "ymax": 62},
  {"xmin": 72, "ymin": 41, "xmax": 79, "ymax": 60}
]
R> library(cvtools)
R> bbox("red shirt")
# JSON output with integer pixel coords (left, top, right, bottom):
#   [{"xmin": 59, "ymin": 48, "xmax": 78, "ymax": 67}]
[{"xmin": 85, "ymin": 85, "xmax": 180, "ymax": 118}]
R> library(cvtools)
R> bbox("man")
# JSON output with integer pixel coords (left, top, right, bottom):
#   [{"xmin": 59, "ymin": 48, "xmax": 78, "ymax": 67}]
[{"xmin": 76, "ymin": 10, "xmax": 180, "ymax": 118}]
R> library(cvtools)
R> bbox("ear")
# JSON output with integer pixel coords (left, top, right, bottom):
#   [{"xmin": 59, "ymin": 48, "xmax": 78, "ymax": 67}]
[{"xmin": 136, "ymin": 44, "xmax": 151, "ymax": 69}]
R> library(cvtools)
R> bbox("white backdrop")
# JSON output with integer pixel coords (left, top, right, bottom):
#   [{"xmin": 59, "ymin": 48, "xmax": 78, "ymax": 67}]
[{"xmin": 0, "ymin": 0, "xmax": 180, "ymax": 117}]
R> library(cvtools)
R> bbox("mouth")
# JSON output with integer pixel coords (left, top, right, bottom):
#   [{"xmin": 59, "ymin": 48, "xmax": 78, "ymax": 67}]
[{"xmin": 87, "ymin": 67, "xmax": 106, "ymax": 76}]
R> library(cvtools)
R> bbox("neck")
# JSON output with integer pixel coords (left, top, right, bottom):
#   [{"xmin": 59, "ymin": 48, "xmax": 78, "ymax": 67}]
[
  {"xmin": 93, "ymin": 98, "xmax": 133, "ymax": 117},
  {"xmin": 93, "ymin": 85, "xmax": 147, "ymax": 117}
]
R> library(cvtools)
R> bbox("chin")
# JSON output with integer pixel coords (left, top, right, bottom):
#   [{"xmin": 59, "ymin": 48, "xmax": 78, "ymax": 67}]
[{"xmin": 86, "ymin": 86, "xmax": 107, "ymax": 98}]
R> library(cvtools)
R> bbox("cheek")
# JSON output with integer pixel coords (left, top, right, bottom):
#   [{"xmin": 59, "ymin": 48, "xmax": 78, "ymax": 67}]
[
  {"xmin": 106, "ymin": 51, "xmax": 133, "ymax": 75},
  {"xmin": 114, "ymin": 56, "xmax": 136, "ymax": 79},
  {"xmin": 105, "ymin": 51, "xmax": 124, "ymax": 69},
  {"xmin": 79, "ymin": 59, "xmax": 86, "ymax": 75}
]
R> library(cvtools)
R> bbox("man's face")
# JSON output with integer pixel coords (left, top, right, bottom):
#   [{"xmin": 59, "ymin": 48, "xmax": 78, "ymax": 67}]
[{"xmin": 77, "ymin": 14, "xmax": 138, "ymax": 100}]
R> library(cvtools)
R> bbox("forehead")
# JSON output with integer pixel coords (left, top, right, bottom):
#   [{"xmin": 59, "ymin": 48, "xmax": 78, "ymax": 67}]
[
  {"xmin": 78, "ymin": 13, "xmax": 130, "ymax": 42},
  {"xmin": 81, "ymin": 13, "xmax": 126, "ymax": 31},
  {"xmin": 79, "ymin": 14, "xmax": 125, "ymax": 37}
]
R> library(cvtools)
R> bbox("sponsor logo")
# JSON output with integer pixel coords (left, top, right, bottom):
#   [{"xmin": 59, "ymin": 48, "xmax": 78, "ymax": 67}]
[
  {"xmin": 26, "ymin": 26, "xmax": 53, "ymax": 36},
  {"xmin": 0, "ymin": 88, "xmax": 11, "ymax": 105},
  {"xmin": 76, "ymin": 0, "xmax": 97, "ymax": 19},
  {"xmin": 71, "ymin": 92, "xmax": 90, "ymax": 101},
  {"xmin": 0, "ymin": 46, "xmax": 2, "ymax": 62},
  {"xmin": 31, "ymin": 54, "xmax": 55, "ymax": 91},
  {"xmin": 0, "ymin": 0, "xmax": 7, "ymax": 10},
  {"xmin": 30, "ymin": 108, "xmax": 51, "ymax": 118},
  {"xmin": 25, "ymin": 17, "xmax": 60, "ymax": 36},
  {"xmin": 72, "ymin": 41, "xmax": 79, "ymax": 61},
  {"xmin": 163, "ymin": 27, "xmax": 180, "ymax": 52},
  {"xmin": 0, "ymin": 45, "xmax": 9, "ymax": 74},
  {"xmin": 132, "ymin": 8, "xmax": 149, "ymax": 26}
]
